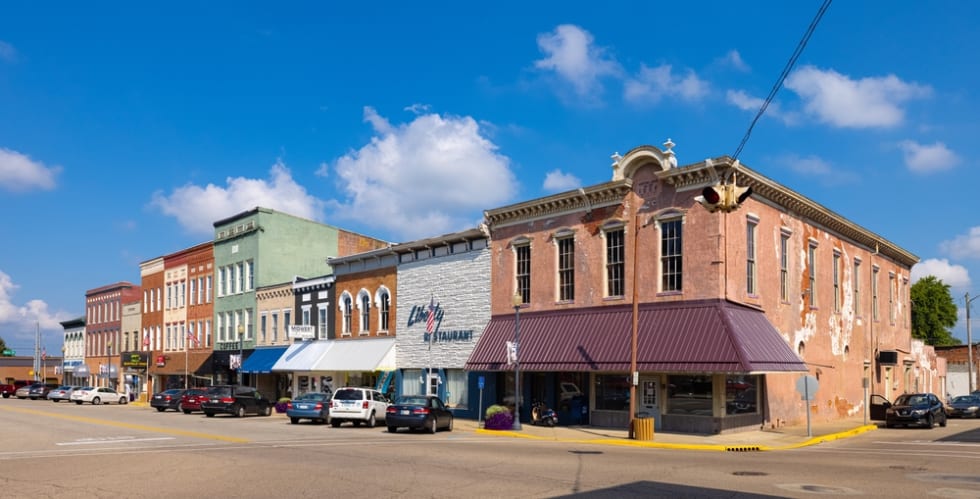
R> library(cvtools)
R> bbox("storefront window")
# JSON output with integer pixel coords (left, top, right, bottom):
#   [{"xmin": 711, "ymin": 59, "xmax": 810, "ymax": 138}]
[
  {"xmin": 667, "ymin": 375, "xmax": 712, "ymax": 415},
  {"xmin": 445, "ymin": 370, "xmax": 467, "ymax": 409},
  {"xmin": 401, "ymin": 369, "xmax": 423, "ymax": 397},
  {"xmin": 594, "ymin": 374, "xmax": 630, "ymax": 411},
  {"xmin": 725, "ymin": 374, "xmax": 759, "ymax": 415}
]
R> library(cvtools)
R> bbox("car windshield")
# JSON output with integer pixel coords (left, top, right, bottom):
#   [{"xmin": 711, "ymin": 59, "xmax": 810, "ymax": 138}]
[
  {"xmin": 295, "ymin": 393, "xmax": 328, "ymax": 401},
  {"xmin": 895, "ymin": 394, "xmax": 927, "ymax": 405},
  {"xmin": 398, "ymin": 396, "xmax": 428, "ymax": 406},
  {"xmin": 952, "ymin": 396, "xmax": 979, "ymax": 404},
  {"xmin": 78, "ymin": 386, "xmax": 94, "ymax": 391}
]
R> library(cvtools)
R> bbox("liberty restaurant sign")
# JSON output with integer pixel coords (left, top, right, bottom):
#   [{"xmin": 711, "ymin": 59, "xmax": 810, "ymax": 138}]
[{"xmin": 406, "ymin": 302, "xmax": 473, "ymax": 343}]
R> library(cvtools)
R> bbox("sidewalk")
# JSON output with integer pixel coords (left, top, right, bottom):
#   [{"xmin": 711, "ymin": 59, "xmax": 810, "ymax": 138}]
[{"xmin": 464, "ymin": 416, "xmax": 878, "ymax": 451}]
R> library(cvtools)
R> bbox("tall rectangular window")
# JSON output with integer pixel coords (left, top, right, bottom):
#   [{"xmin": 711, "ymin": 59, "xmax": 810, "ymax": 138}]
[
  {"xmin": 779, "ymin": 233, "xmax": 789, "ymax": 301},
  {"xmin": 889, "ymin": 273, "xmax": 895, "ymax": 323},
  {"xmin": 189, "ymin": 279, "xmax": 196, "ymax": 306},
  {"xmin": 219, "ymin": 268, "xmax": 226, "ymax": 296},
  {"xmin": 237, "ymin": 262, "xmax": 244, "ymax": 294},
  {"xmin": 272, "ymin": 313, "xmax": 279, "ymax": 343},
  {"xmin": 302, "ymin": 307, "xmax": 311, "ymax": 325},
  {"xmin": 661, "ymin": 219, "xmax": 682, "ymax": 292},
  {"xmin": 247, "ymin": 261, "xmax": 255, "ymax": 291},
  {"xmin": 606, "ymin": 228, "xmax": 625, "ymax": 297},
  {"xmin": 260, "ymin": 314, "xmax": 267, "ymax": 343},
  {"xmin": 746, "ymin": 222, "xmax": 757, "ymax": 295},
  {"xmin": 833, "ymin": 252, "xmax": 841, "ymax": 313},
  {"xmin": 379, "ymin": 293, "xmax": 390, "ymax": 332},
  {"xmin": 515, "ymin": 244, "xmax": 531, "ymax": 304},
  {"xmin": 807, "ymin": 243, "xmax": 817, "ymax": 307},
  {"xmin": 205, "ymin": 276, "xmax": 212, "ymax": 303},
  {"xmin": 342, "ymin": 296, "xmax": 352, "ymax": 335},
  {"xmin": 319, "ymin": 306, "xmax": 328, "ymax": 339},
  {"xmin": 557, "ymin": 237, "xmax": 575, "ymax": 301},
  {"xmin": 872, "ymin": 267, "xmax": 880, "ymax": 321},
  {"xmin": 360, "ymin": 294, "xmax": 370, "ymax": 333},
  {"xmin": 853, "ymin": 260, "xmax": 861, "ymax": 315}
]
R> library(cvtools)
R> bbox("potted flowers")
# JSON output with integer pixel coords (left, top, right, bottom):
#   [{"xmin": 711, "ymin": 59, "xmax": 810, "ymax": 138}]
[
  {"xmin": 275, "ymin": 397, "xmax": 290, "ymax": 413},
  {"xmin": 483, "ymin": 404, "xmax": 514, "ymax": 430}
]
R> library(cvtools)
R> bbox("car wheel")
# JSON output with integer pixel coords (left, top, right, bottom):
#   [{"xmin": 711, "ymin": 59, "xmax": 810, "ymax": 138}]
[
  {"xmin": 92, "ymin": 397, "xmax": 102, "ymax": 405},
  {"xmin": 236, "ymin": 405, "xmax": 246, "ymax": 418},
  {"xmin": 75, "ymin": 400, "xmax": 83, "ymax": 405},
  {"xmin": 940, "ymin": 414, "xmax": 947, "ymax": 427},
  {"xmin": 924, "ymin": 414, "xmax": 934, "ymax": 429},
  {"xmin": 30, "ymin": 397, "xmax": 37, "ymax": 400},
  {"xmin": 262, "ymin": 405, "xmax": 272, "ymax": 417},
  {"xmin": 447, "ymin": 416, "xmax": 453, "ymax": 432},
  {"xmin": 156, "ymin": 407, "xmax": 165, "ymax": 412},
  {"xmin": 331, "ymin": 419, "xmax": 341, "ymax": 428},
  {"xmin": 205, "ymin": 412, "xmax": 215, "ymax": 418},
  {"xmin": 367, "ymin": 412, "xmax": 376, "ymax": 428},
  {"xmin": 387, "ymin": 425, "xmax": 397, "ymax": 433},
  {"xmin": 52, "ymin": 399, "xmax": 59, "ymax": 403},
  {"xmin": 119, "ymin": 398, "xmax": 126, "ymax": 405},
  {"xmin": 429, "ymin": 417, "xmax": 438, "ymax": 434},
  {"xmin": 290, "ymin": 417, "xmax": 299, "ymax": 424},
  {"xmin": 183, "ymin": 409, "xmax": 191, "ymax": 415}
]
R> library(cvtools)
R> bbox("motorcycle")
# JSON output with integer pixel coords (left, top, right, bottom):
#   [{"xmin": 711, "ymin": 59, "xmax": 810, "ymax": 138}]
[{"xmin": 531, "ymin": 400, "xmax": 558, "ymax": 427}]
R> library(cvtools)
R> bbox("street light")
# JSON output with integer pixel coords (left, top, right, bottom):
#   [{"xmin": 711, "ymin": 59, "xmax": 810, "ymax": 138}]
[
  {"xmin": 967, "ymin": 293, "xmax": 978, "ymax": 394},
  {"xmin": 106, "ymin": 340, "xmax": 113, "ymax": 389},
  {"xmin": 237, "ymin": 323, "xmax": 245, "ymax": 386},
  {"xmin": 512, "ymin": 291, "xmax": 523, "ymax": 431}
]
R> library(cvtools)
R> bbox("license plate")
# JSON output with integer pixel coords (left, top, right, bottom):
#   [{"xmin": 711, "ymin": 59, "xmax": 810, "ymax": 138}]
[
  {"xmin": 401, "ymin": 410, "xmax": 410, "ymax": 415},
  {"xmin": 298, "ymin": 404, "xmax": 309, "ymax": 409}
]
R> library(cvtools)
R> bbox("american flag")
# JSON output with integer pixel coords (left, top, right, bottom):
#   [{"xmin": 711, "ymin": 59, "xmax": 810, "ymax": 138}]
[
  {"xmin": 426, "ymin": 297, "xmax": 436, "ymax": 335},
  {"xmin": 186, "ymin": 329, "xmax": 200, "ymax": 347},
  {"xmin": 143, "ymin": 332, "xmax": 150, "ymax": 347}
]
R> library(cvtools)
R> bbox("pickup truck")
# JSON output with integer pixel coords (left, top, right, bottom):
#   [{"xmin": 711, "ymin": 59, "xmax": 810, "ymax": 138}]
[{"xmin": 1, "ymin": 380, "xmax": 34, "ymax": 398}]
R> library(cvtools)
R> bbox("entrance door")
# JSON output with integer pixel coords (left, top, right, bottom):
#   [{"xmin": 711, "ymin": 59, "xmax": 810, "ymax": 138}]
[
  {"xmin": 426, "ymin": 373, "xmax": 439, "ymax": 397},
  {"xmin": 638, "ymin": 376, "xmax": 661, "ymax": 429}
]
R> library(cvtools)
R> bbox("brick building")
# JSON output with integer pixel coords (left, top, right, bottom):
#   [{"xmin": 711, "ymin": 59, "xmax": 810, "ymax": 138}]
[{"xmin": 466, "ymin": 141, "xmax": 940, "ymax": 433}]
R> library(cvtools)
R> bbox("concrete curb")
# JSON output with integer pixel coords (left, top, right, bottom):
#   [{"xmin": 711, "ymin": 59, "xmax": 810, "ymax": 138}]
[{"xmin": 474, "ymin": 424, "xmax": 878, "ymax": 452}]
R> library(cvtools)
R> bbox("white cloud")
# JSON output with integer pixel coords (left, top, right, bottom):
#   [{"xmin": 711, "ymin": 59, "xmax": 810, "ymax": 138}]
[
  {"xmin": 533, "ymin": 24, "xmax": 621, "ymax": 100},
  {"xmin": 720, "ymin": 50, "xmax": 749, "ymax": 72},
  {"xmin": 0, "ymin": 148, "xmax": 61, "ymax": 192},
  {"xmin": 911, "ymin": 258, "xmax": 971, "ymax": 289},
  {"xmin": 0, "ymin": 270, "xmax": 72, "ymax": 351},
  {"xmin": 726, "ymin": 89, "xmax": 797, "ymax": 125},
  {"xmin": 150, "ymin": 160, "xmax": 324, "ymax": 235},
  {"xmin": 784, "ymin": 65, "xmax": 931, "ymax": 128},
  {"xmin": 624, "ymin": 64, "xmax": 708, "ymax": 104},
  {"xmin": 0, "ymin": 40, "xmax": 16, "ymax": 63},
  {"xmin": 940, "ymin": 226, "xmax": 980, "ymax": 261},
  {"xmin": 328, "ymin": 107, "xmax": 517, "ymax": 240},
  {"xmin": 542, "ymin": 169, "xmax": 581, "ymax": 192},
  {"xmin": 774, "ymin": 153, "xmax": 857, "ymax": 186},
  {"xmin": 404, "ymin": 103, "xmax": 431, "ymax": 115},
  {"xmin": 898, "ymin": 140, "xmax": 959, "ymax": 174}
]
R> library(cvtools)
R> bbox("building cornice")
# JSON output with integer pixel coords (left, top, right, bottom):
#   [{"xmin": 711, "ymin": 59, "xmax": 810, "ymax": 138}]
[{"xmin": 483, "ymin": 180, "xmax": 633, "ymax": 228}]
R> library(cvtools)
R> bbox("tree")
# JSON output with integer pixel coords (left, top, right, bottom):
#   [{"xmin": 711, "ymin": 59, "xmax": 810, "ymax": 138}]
[
  {"xmin": 0, "ymin": 336, "xmax": 6, "ymax": 352},
  {"xmin": 910, "ymin": 276, "xmax": 960, "ymax": 346}
]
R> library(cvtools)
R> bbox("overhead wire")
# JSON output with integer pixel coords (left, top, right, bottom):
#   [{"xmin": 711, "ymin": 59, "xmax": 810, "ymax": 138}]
[{"xmin": 732, "ymin": 0, "xmax": 833, "ymax": 161}]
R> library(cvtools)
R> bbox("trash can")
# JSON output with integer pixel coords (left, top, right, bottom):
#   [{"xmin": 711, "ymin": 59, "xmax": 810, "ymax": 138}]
[{"xmin": 633, "ymin": 417, "xmax": 654, "ymax": 441}]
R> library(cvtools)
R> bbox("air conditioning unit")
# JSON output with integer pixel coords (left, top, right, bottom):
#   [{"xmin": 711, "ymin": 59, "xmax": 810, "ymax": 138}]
[{"xmin": 877, "ymin": 350, "xmax": 898, "ymax": 365}]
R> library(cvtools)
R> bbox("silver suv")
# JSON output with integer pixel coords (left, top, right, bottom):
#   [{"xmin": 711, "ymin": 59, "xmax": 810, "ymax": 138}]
[{"xmin": 329, "ymin": 387, "xmax": 390, "ymax": 428}]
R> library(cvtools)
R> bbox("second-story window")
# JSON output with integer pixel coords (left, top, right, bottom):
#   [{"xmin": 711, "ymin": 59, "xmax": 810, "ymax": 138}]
[
  {"xmin": 515, "ymin": 244, "xmax": 531, "ymax": 304},
  {"xmin": 360, "ymin": 293, "xmax": 371, "ymax": 333},
  {"xmin": 660, "ymin": 219, "xmax": 683, "ymax": 292},
  {"xmin": 807, "ymin": 243, "xmax": 817, "ymax": 307},
  {"xmin": 342, "ymin": 295, "xmax": 353, "ymax": 335},
  {"xmin": 379, "ymin": 290, "xmax": 390, "ymax": 332},
  {"xmin": 853, "ymin": 260, "xmax": 861, "ymax": 315},
  {"xmin": 605, "ymin": 227, "xmax": 625, "ymax": 297},
  {"xmin": 318, "ymin": 306, "xmax": 328, "ymax": 339},
  {"xmin": 780, "ymin": 232, "xmax": 790, "ymax": 301},
  {"xmin": 872, "ymin": 267, "xmax": 880, "ymax": 321},
  {"xmin": 746, "ymin": 221, "xmax": 757, "ymax": 295},
  {"xmin": 557, "ymin": 237, "xmax": 575, "ymax": 302},
  {"xmin": 833, "ymin": 252, "xmax": 841, "ymax": 313}
]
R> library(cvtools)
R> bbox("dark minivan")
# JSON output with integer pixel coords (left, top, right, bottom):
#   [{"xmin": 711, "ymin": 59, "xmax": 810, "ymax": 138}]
[{"xmin": 200, "ymin": 385, "xmax": 273, "ymax": 418}]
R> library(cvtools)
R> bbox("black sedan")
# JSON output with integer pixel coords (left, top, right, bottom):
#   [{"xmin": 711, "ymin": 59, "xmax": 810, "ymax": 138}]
[
  {"xmin": 200, "ymin": 385, "xmax": 273, "ymax": 418},
  {"xmin": 151, "ymin": 389, "xmax": 186, "ymax": 412},
  {"xmin": 946, "ymin": 395, "xmax": 980, "ymax": 419},
  {"xmin": 385, "ymin": 395, "xmax": 453, "ymax": 434},
  {"xmin": 884, "ymin": 392, "xmax": 947, "ymax": 428}
]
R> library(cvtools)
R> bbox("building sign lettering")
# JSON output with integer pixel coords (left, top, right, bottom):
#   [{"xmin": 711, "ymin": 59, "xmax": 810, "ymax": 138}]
[{"xmin": 406, "ymin": 302, "xmax": 473, "ymax": 343}]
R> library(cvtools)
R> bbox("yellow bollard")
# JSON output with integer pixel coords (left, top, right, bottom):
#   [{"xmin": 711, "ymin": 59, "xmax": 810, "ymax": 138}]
[{"xmin": 633, "ymin": 417, "xmax": 654, "ymax": 440}]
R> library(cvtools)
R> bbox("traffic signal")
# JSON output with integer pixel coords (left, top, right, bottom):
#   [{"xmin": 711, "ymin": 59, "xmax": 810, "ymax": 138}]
[
  {"xmin": 695, "ymin": 183, "xmax": 752, "ymax": 213},
  {"xmin": 695, "ymin": 184, "xmax": 726, "ymax": 212}
]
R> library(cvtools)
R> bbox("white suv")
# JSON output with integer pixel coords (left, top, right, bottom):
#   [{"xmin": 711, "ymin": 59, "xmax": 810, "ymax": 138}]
[{"xmin": 328, "ymin": 387, "xmax": 390, "ymax": 428}]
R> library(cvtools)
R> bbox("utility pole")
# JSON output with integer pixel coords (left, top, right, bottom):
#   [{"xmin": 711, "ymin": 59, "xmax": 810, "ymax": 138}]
[{"xmin": 967, "ymin": 293, "xmax": 977, "ymax": 394}]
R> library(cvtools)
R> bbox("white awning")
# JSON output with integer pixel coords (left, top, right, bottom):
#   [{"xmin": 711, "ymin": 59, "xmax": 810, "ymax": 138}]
[
  {"xmin": 271, "ymin": 341, "xmax": 335, "ymax": 372},
  {"xmin": 312, "ymin": 338, "xmax": 396, "ymax": 372}
]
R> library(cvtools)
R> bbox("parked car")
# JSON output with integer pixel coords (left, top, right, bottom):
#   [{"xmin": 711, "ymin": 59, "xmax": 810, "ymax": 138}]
[
  {"xmin": 385, "ymin": 395, "xmax": 454, "ymax": 433},
  {"xmin": 71, "ymin": 386, "xmax": 128, "ymax": 405},
  {"xmin": 28, "ymin": 382, "xmax": 59, "ymax": 400},
  {"xmin": 286, "ymin": 392, "xmax": 331, "ymax": 424},
  {"xmin": 200, "ymin": 385, "xmax": 273, "ymax": 418},
  {"xmin": 151, "ymin": 389, "xmax": 186, "ymax": 412},
  {"xmin": 1, "ymin": 380, "xmax": 34, "ymax": 398},
  {"xmin": 328, "ymin": 387, "xmax": 390, "ymax": 428},
  {"xmin": 946, "ymin": 395, "xmax": 980, "ymax": 419},
  {"xmin": 15, "ymin": 383, "xmax": 38, "ymax": 399},
  {"xmin": 179, "ymin": 388, "xmax": 210, "ymax": 414},
  {"xmin": 884, "ymin": 393, "xmax": 947, "ymax": 428},
  {"xmin": 47, "ymin": 385, "xmax": 79, "ymax": 402}
]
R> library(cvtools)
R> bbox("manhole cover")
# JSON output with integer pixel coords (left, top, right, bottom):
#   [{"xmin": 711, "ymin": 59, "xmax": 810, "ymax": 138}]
[{"xmin": 776, "ymin": 483, "xmax": 861, "ymax": 495}]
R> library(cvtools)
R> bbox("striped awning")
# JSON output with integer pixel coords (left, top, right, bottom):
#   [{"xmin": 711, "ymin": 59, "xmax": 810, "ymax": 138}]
[{"xmin": 464, "ymin": 299, "xmax": 807, "ymax": 374}]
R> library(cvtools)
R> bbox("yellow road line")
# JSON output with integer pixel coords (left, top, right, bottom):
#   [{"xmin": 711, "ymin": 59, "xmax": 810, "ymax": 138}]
[{"xmin": 0, "ymin": 405, "xmax": 249, "ymax": 443}]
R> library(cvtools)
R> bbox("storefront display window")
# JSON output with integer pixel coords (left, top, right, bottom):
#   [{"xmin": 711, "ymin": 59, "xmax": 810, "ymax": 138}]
[
  {"xmin": 667, "ymin": 375, "xmax": 712, "ymax": 415},
  {"xmin": 445, "ymin": 370, "xmax": 467, "ymax": 408},
  {"xmin": 594, "ymin": 374, "xmax": 630, "ymax": 411},
  {"xmin": 725, "ymin": 374, "xmax": 759, "ymax": 415}
]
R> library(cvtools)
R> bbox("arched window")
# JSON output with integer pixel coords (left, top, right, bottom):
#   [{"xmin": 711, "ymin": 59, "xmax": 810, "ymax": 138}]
[
  {"xmin": 360, "ymin": 292, "xmax": 371, "ymax": 334},
  {"xmin": 339, "ymin": 292, "xmax": 353, "ymax": 336},
  {"xmin": 376, "ymin": 287, "xmax": 391, "ymax": 333}
]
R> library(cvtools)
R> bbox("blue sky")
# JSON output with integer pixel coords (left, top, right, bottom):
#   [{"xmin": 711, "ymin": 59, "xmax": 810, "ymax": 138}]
[{"xmin": 2, "ymin": 1, "xmax": 979, "ymax": 354}]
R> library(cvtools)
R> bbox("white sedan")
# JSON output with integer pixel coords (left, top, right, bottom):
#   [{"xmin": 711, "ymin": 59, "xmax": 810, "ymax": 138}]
[{"xmin": 70, "ymin": 386, "xmax": 128, "ymax": 405}]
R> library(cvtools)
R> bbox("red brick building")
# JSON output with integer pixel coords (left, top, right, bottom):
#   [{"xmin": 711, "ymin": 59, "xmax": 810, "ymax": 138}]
[
  {"xmin": 83, "ymin": 281, "xmax": 141, "ymax": 389},
  {"xmin": 467, "ymin": 141, "xmax": 940, "ymax": 433}
]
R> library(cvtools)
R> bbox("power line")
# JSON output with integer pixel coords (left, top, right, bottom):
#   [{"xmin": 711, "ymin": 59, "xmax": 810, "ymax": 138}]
[{"xmin": 732, "ymin": 0, "xmax": 833, "ymax": 161}]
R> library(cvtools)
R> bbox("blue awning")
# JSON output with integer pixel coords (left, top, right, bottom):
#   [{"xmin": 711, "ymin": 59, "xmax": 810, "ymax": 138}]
[{"xmin": 241, "ymin": 346, "xmax": 289, "ymax": 374}]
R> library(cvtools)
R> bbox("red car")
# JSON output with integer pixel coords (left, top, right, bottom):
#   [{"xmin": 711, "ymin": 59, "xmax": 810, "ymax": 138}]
[{"xmin": 179, "ymin": 388, "xmax": 210, "ymax": 414}]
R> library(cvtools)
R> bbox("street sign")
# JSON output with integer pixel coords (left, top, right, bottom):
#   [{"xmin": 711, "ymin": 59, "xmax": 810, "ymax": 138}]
[
  {"xmin": 1, "ymin": 348, "xmax": 14, "ymax": 356},
  {"xmin": 796, "ymin": 375, "xmax": 819, "ymax": 401},
  {"xmin": 478, "ymin": 376, "xmax": 485, "ymax": 390}
]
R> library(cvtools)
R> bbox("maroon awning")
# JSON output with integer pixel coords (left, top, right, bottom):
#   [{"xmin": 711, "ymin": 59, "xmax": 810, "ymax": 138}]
[{"xmin": 465, "ymin": 299, "xmax": 807, "ymax": 373}]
